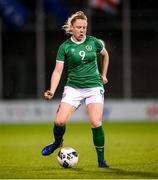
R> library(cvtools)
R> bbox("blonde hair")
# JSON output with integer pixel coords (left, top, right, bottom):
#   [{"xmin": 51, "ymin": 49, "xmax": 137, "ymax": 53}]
[{"xmin": 62, "ymin": 11, "xmax": 87, "ymax": 35}]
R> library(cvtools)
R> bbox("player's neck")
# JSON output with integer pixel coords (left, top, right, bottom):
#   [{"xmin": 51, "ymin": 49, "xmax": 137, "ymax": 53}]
[{"xmin": 71, "ymin": 36, "xmax": 86, "ymax": 44}]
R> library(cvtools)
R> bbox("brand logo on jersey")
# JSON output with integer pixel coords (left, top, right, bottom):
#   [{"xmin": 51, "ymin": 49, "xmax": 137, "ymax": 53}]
[
  {"xmin": 71, "ymin": 48, "xmax": 75, "ymax": 52},
  {"xmin": 85, "ymin": 45, "xmax": 92, "ymax": 51}
]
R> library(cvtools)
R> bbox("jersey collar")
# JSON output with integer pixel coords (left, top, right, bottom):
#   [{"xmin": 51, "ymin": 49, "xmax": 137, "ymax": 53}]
[{"xmin": 70, "ymin": 36, "xmax": 86, "ymax": 44}]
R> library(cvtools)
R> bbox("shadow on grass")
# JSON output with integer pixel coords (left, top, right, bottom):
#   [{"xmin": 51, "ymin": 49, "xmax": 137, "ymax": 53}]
[
  {"xmin": 36, "ymin": 166, "xmax": 158, "ymax": 179},
  {"xmin": 1, "ymin": 165, "xmax": 158, "ymax": 179},
  {"xmin": 105, "ymin": 168, "xmax": 158, "ymax": 179},
  {"xmin": 69, "ymin": 167, "xmax": 158, "ymax": 179}
]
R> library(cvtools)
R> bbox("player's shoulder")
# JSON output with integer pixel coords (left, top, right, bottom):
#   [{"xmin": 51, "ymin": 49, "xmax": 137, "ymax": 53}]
[
  {"xmin": 86, "ymin": 35, "xmax": 104, "ymax": 45},
  {"xmin": 86, "ymin": 35, "xmax": 98, "ymax": 41},
  {"xmin": 86, "ymin": 35, "xmax": 103, "ymax": 44}
]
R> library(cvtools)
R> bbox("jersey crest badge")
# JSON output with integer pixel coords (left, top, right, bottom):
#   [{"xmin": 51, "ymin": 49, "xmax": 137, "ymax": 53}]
[{"xmin": 85, "ymin": 45, "xmax": 92, "ymax": 51}]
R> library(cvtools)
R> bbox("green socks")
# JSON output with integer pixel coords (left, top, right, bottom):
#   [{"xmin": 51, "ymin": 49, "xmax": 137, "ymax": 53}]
[
  {"xmin": 92, "ymin": 126, "xmax": 105, "ymax": 161},
  {"xmin": 53, "ymin": 123, "xmax": 66, "ymax": 144},
  {"xmin": 53, "ymin": 124, "xmax": 105, "ymax": 161}
]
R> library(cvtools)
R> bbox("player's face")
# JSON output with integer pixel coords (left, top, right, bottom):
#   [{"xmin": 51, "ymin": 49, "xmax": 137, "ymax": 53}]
[{"xmin": 71, "ymin": 19, "xmax": 87, "ymax": 41}]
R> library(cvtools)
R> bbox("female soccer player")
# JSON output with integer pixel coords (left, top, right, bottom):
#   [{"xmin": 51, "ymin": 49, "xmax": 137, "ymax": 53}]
[{"xmin": 41, "ymin": 11, "xmax": 109, "ymax": 168}]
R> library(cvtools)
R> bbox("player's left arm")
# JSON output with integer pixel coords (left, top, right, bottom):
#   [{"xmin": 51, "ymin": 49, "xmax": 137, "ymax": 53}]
[{"xmin": 100, "ymin": 48, "xmax": 109, "ymax": 84}]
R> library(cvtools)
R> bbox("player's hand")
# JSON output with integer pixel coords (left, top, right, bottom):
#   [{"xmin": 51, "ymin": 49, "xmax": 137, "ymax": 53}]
[
  {"xmin": 102, "ymin": 75, "xmax": 108, "ymax": 84},
  {"xmin": 43, "ymin": 90, "xmax": 54, "ymax": 100}
]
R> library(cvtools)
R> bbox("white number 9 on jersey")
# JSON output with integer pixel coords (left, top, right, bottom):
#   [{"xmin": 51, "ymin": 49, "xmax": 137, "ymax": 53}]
[{"xmin": 79, "ymin": 50, "xmax": 85, "ymax": 60}]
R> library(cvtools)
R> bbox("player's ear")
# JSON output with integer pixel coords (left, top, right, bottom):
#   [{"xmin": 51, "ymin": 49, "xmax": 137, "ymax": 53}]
[{"xmin": 70, "ymin": 25, "xmax": 73, "ymax": 33}]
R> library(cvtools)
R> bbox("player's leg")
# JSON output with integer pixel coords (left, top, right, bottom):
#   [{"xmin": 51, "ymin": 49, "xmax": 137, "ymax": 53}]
[
  {"xmin": 53, "ymin": 102, "xmax": 76, "ymax": 144},
  {"xmin": 41, "ymin": 102, "xmax": 76, "ymax": 156},
  {"xmin": 53, "ymin": 86, "xmax": 82, "ymax": 146},
  {"xmin": 87, "ymin": 103, "xmax": 109, "ymax": 168},
  {"xmin": 42, "ymin": 86, "xmax": 81, "ymax": 156},
  {"xmin": 86, "ymin": 87, "xmax": 109, "ymax": 168}
]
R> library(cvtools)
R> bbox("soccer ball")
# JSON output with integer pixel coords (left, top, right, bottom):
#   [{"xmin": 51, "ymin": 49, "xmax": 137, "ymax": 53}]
[{"xmin": 57, "ymin": 147, "xmax": 79, "ymax": 168}]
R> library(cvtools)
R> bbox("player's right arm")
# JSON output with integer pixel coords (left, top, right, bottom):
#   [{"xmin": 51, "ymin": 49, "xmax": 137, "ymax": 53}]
[{"xmin": 44, "ymin": 62, "xmax": 64, "ymax": 100}]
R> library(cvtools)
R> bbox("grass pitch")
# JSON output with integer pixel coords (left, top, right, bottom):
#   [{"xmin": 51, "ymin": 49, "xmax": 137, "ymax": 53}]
[{"xmin": 0, "ymin": 121, "xmax": 158, "ymax": 179}]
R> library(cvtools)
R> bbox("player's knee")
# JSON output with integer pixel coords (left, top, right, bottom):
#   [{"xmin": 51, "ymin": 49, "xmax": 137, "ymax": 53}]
[
  {"xmin": 91, "ymin": 121, "xmax": 102, "ymax": 128},
  {"xmin": 55, "ymin": 119, "xmax": 66, "ymax": 127}
]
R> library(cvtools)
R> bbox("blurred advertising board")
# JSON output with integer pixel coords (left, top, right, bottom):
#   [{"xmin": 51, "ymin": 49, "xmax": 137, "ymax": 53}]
[{"xmin": 0, "ymin": 100, "xmax": 158, "ymax": 123}]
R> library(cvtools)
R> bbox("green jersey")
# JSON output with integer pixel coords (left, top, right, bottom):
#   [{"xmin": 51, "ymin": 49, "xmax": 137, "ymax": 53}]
[{"xmin": 56, "ymin": 36, "xmax": 104, "ymax": 88}]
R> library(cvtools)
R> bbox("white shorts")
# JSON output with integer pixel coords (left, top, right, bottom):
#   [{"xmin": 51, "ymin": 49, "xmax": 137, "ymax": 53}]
[{"xmin": 61, "ymin": 86, "xmax": 104, "ymax": 108}]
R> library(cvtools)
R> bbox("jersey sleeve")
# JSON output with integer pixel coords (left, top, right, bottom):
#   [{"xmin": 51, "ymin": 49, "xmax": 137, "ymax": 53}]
[
  {"xmin": 56, "ymin": 43, "xmax": 65, "ymax": 63},
  {"xmin": 94, "ymin": 37, "xmax": 105, "ymax": 53}
]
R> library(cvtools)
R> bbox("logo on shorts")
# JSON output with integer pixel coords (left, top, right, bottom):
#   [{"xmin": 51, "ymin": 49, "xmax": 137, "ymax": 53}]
[
  {"xmin": 62, "ymin": 93, "xmax": 66, "ymax": 98},
  {"xmin": 100, "ymin": 89, "xmax": 104, "ymax": 100},
  {"xmin": 100, "ymin": 89, "xmax": 104, "ymax": 95}
]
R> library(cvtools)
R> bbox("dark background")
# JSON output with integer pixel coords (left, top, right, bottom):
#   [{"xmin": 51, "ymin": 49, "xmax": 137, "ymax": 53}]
[{"xmin": 1, "ymin": 0, "xmax": 158, "ymax": 99}]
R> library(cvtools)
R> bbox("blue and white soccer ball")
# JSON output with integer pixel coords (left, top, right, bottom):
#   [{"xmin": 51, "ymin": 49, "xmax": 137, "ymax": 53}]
[{"xmin": 57, "ymin": 147, "xmax": 79, "ymax": 168}]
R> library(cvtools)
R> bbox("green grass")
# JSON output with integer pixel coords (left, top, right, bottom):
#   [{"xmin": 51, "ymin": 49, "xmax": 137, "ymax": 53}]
[{"xmin": 0, "ymin": 121, "xmax": 158, "ymax": 179}]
